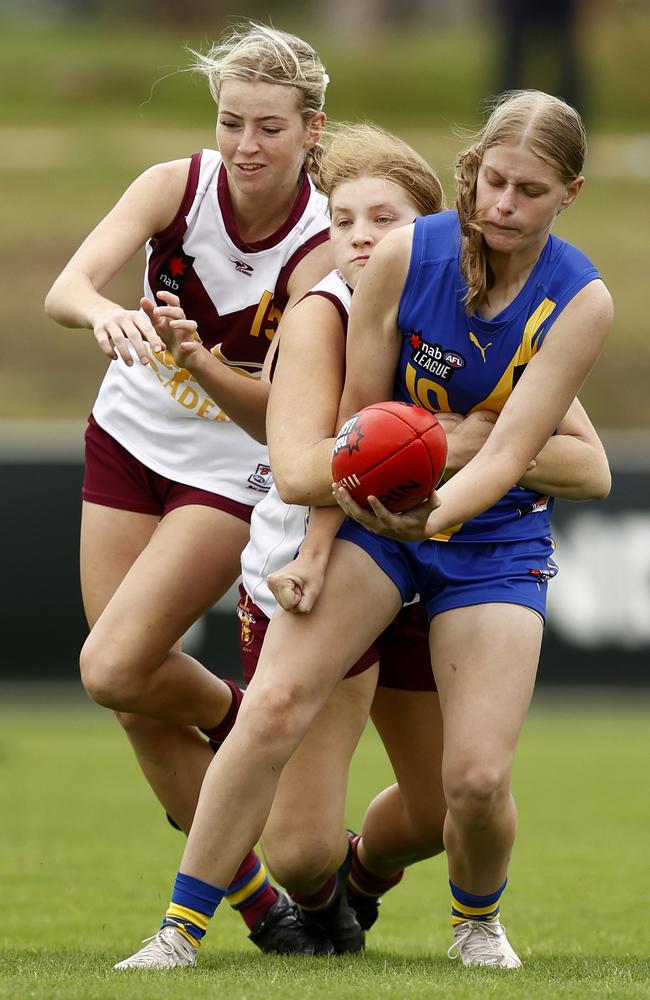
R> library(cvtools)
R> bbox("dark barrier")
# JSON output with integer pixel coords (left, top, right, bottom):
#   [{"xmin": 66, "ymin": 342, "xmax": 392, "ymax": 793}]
[{"xmin": 2, "ymin": 425, "xmax": 648, "ymax": 686}]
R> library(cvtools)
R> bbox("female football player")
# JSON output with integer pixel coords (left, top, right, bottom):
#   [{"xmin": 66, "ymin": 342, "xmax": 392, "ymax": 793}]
[{"xmin": 44, "ymin": 22, "xmax": 332, "ymax": 947}]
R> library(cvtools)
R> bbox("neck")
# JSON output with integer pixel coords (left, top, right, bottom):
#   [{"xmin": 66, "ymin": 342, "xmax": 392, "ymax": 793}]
[
  {"xmin": 483, "ymin": 233, "xmax": 549, "ymax": 318},
  {"xmin": 228, "ymin": 176, "xmax": 303, "ymax": 244}
]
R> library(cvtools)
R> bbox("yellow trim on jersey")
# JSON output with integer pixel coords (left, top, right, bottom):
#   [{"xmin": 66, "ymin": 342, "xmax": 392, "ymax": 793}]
[
  {"xmin": 469, "ymin": 297, "xmax": 556, "ymax": 415},
  {"xmin": 166, "ymin": 903, "xmax": 210, "ymax": 931},
  {"xmin": 224, "ymin": 865, "xmax": 267, "ymax": 906}
]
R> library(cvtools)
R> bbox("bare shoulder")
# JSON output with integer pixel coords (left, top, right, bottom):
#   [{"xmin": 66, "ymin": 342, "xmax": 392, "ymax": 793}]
[
  {"xmin": 569, "ymin": 278, "xmax": 614, "ymax": 321},
  {"xmin": 121, "ymin": 158, "xmax": 192, "ymax": 232}
]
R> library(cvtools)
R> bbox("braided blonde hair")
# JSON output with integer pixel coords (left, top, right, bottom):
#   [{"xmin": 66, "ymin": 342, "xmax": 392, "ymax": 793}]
[{"xmin": 455, "ymin": 90, "xmax": 586, "ymax": 315}]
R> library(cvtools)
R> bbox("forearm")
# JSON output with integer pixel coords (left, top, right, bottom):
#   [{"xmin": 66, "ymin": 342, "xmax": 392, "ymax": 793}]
[
  {"xmin": 301, "ymin": 505, "xmax": 346, "ymax": 561},
  {"xmin": 519, "ymin": 434, "xmax": 611, "ymax": 500},
  {"xmin": 425, "ymin": 448, "xmax": 523, "ymax": 536},
  {"xmin": 45, "ymin": 270, "xmax": 122, "ymax": 329},
  {"xmin": 186, "ymin": 350, "xmax": 270, "ymax": 444}
]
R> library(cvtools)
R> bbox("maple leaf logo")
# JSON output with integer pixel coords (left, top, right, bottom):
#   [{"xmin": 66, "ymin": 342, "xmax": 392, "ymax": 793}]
[
  {"xmin": 168, "ymin": 256, "xmax": 186, "ymax": 277},
  {"xmin": 409, "ymin": 331, "xmax": 422, "ymax": 349}
]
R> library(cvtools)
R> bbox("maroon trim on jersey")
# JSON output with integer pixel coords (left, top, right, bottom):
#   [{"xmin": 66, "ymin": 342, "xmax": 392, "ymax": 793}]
[
  {"xmin": 217, "ymin": 164, "xmax": 315, "ymax": 252},
  {"xmin": 151, "ymin": 151, "xmax": 202, "ymax": 241},
  {"xmin": 274, "ymin": 229, "xmax": 330, "ymax": 307},
  {"xmin": 301, "ymin": 290, "xmax": 349, "ymax": 332}
]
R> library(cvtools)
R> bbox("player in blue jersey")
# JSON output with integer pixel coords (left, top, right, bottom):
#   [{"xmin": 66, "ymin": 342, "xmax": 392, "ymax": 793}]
[{"xmin": 113, "ymin": 91, "xmax": 612, "ymax": 971}]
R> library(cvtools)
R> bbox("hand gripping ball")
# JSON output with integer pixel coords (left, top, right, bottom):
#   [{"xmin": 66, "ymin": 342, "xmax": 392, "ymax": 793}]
[{"xmin": 331, "ymin": 401, "xmax": 448, "ymax": 513}]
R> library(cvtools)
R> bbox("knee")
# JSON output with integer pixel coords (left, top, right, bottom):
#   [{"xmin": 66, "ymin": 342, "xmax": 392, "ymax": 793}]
[
  {"xmin": 263, "ymin": 829, "xmax": 338, "ymax": 894},
  {"xmin": 238, "ymin": 680, "xmax": 314, "ymax": 757},
  {"xmin": 79, "ymin": 639, "xmax": 142, "ymax": 710},
  {"xmin": 443, "ymin": 762, "xmax": 510, "ymax": 824}
]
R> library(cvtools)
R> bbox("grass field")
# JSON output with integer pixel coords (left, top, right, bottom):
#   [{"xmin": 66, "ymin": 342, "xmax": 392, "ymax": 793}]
[{"xmin": 0, "ymin": 687, "xmax": 648, "ymax": 999}]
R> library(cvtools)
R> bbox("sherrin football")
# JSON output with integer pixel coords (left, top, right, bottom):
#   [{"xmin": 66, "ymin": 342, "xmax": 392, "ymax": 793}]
[{"xmin": 331, "ymin": 401, "xmax": 448, "ymax": 513}]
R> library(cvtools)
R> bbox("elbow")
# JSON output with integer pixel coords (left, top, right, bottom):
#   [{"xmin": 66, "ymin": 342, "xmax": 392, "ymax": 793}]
[
  {"xmin": 592, "ymin": 468, "xmax": 612, "ymax": 502},
  {"xmin": 44, "ymin": 286, "xmax": 59, "ymax": 321},
  {"xmin": 273, "ymin": 467, "xmax": 311, "ymax": 506}
]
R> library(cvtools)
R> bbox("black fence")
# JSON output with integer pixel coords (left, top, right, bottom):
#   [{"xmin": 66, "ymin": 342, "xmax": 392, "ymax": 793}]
[{"xmin": 2, "ymin": 426, "xmax": 648, "ymax": 687}]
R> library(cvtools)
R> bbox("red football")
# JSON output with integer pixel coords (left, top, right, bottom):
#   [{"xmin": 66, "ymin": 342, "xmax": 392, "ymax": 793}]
[{"xmin": 331, "ymin": 401, "xmax": 448, "ymax": 513}]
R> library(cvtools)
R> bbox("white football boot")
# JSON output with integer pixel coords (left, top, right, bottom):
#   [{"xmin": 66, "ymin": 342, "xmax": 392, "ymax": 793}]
[
  {"xmin": 447, "ymin": 919, "xmax": 522, "ymax": 968},
  {"xmin": 114, "ymin": 926, "xmax": 198, "ymax": 969}
]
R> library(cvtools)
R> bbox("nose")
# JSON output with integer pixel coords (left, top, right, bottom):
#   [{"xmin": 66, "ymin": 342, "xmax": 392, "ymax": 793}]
[
  {"xmin": 237, "ymin": 126, "xmax": 259, "ymax": 156},
  {"xmin": 496, "ymin": 185, "xmax": 516, "ymax": 215},
  {"xmin": 350, "ymin": 222, "xmax": 374, "ymax": 247}
]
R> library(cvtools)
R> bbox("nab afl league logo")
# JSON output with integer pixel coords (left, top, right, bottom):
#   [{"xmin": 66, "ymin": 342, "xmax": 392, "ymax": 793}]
[
  {"xmin": 158, "ymin": 250, "xmax": 195, "ymax": 293},
  {"xmin": 409, "ymin": 331, "xmax": 465, "ymax": 382},
  {"xmin": 333, "ymin": 415, "xmax": 364, "ymax": 457}
]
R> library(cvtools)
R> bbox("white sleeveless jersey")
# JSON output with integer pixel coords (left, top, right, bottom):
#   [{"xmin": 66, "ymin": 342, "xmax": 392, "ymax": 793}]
[
  {"xmin": 241, "ymin": 270, "xmax": 352, "ymax": 617},
  {"xmin": 92, "ymin": 149, "xmax": 329, "ymax": 504}
]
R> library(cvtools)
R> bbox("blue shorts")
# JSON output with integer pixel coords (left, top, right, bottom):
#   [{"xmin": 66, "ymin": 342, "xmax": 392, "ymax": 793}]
[{"xmin": 337, "ymin": 520, "xmax": 558, "ymax": 623}]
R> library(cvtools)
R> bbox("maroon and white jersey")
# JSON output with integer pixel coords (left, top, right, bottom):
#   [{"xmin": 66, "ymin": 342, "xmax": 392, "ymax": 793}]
[
  {"xmin": 241, "ymin": 270, "xmax": 351, "ymax": 617},
  {"xmin": 92, "ymin": 149, "xmax": 329, "ymax": 504}
]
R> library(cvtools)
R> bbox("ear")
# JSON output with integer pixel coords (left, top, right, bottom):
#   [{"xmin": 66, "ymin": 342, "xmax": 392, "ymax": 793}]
[
  {"xmin": 304, "ymin": 111, "xmax": 326, "ymax": 150},
  {"xmin": 560, "ymin": 175, "xmax": 584, "ymax": 211}
]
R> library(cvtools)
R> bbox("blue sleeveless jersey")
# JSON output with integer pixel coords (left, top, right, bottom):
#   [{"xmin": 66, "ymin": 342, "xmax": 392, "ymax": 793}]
[{"xmin": 396, "ymin": 211, "xmax": 600, "ymax": 542}]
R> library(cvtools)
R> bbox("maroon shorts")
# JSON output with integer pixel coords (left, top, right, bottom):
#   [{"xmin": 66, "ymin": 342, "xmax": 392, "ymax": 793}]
[
  {"xmin": 237, "ymin": 585, "xmax": 435, "ymax": 691},
  {"xmin": 82, "ymin": 415, "xmax": 252, "ymax": 522},
  {"xmin": 375, "ymin": 601, "xmax": 436, "ymax": 692}
]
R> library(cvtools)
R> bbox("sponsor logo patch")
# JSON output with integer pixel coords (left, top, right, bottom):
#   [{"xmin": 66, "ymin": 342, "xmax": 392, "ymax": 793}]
[
  {"xmin": 408, "ymin": 331, "xmax": 465, "ymax": 382},
  {"xmin": 247, "ymin": 463, "xmax": 273, "ymax": 492}
]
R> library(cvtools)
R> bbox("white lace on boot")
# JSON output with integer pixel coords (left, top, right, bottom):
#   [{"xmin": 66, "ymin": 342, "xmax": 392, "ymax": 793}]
[
  {"xmin": 114, "ymin": 925, "xmax": 198, "ymax": 969},
  {"xmin": 447, "ymin": 919, "xmax": 522, "ymax": 968}
]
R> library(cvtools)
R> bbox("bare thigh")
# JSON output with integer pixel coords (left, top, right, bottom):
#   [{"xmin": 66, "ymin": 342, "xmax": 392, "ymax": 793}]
[
  {"xmin": 80, "ymin": 501, "xmax": 159, "ymax": 626},
  {"xmin": 82, "ymin": 502, "xmax": 249, "ymax": 672},
  {"xmin": 431, "ymin": 603, "xmax": 543, "ymax": 783}
]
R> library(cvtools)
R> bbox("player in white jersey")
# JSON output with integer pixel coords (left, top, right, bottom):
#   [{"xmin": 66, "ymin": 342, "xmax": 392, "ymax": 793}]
[{"xmin": 44, "ymin": 24, "xmax": 335, "ymax": 953}]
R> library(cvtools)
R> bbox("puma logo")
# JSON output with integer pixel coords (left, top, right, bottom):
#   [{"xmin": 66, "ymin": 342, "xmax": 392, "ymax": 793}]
[{"xmin": 468, "ymin": 331, "xmax": 493, "ymax": 363}]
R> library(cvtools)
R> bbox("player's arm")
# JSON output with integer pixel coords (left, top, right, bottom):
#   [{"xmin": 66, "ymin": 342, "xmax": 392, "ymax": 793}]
[
  {"xmin": 336, "ymin": 227, "xmax": 412, "ymax": 424},
  {"xmin": 268, "ymin": 506, "xmax": 344, "ymax": 613},
  {"xmin": 370, "ymin": 280, "xmax": 613, "ymax": 539},
  {"xmin": 518, "ymin": 397, "xmax": 611, "ymax": 500},
  {"xmin": 44, "ymin": 160, "xmax": 190, "ymax": 365},
  {"xmin": 267, "ymin": 292, "xmax": 345, "ymax": 505},
  {"xmin": 146, "ymin": 240, "xmax": 334, "ymax": 444},
  {"xmin": 442, "ymin": 399, "xmax": 611, "ymax": 500}
]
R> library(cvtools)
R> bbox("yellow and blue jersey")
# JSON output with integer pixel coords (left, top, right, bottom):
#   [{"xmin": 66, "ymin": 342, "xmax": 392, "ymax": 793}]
[{"xmin": 395, "ymin": 211, "xmax": 600, "ymax": 542}]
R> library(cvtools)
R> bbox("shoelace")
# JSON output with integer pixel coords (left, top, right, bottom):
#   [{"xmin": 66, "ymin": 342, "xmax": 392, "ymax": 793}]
[
  {"xmin": 139, "ymin": 927, "xmax": 191, "ymax": 958},
  {"xmin": 447, "ymin": 922, "xmax": 504, "ymax": 965}
]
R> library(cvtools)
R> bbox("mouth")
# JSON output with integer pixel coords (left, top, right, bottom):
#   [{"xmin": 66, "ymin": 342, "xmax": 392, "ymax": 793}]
[
  {"xmin": 235, "ymin": 164, "xmax": 265, "ymax": 174},
  {"xmin": 352, "ymin": 255, "xmax": 370, "ymax": 264},
  {"xmin": 487, "ymin": 221, "xmax": 517, "ymax": 232}
]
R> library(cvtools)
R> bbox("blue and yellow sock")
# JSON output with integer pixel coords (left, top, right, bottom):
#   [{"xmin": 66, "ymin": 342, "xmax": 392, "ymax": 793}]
[
  {"xmin": 162, "ymin": 872, "xmax": 226, "ymax": 947},
  {"xmin": 450, "ymin": 877, "xmax": 507, "ymax": 926}
]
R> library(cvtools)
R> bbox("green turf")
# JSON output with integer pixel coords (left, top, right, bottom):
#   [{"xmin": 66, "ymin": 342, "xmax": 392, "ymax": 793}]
[{"xmin": 0, "ymin": 688, "xmax": 648, "ymax": 998}]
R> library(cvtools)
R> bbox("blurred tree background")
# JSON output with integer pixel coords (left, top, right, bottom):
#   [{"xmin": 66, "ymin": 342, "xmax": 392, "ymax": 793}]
[{"xmin": 2, "ymin": 0, "xmax": 649, "ymax": 426}]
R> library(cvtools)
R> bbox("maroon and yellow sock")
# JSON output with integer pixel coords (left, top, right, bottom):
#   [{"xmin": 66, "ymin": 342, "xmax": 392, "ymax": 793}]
[
  {"xmin": 200, "ymin": 679, "xmax": 244, "ymax": 743},
  {"xmin": 225, "ymin": 851, "xmax": 278, "ymax": 929},
  {"xmin": 289, "ymin": 873, "xmax": 338, "ymax": 912},
  {"xmin": 347, "ymin": 835, "xmax": 403, "ymax": 906}
]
